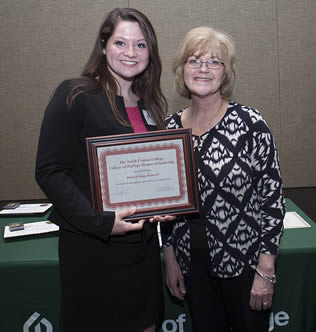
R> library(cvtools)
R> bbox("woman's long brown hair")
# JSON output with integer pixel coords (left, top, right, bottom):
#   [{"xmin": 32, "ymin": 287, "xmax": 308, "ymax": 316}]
[{"xmin": 67, "ymin": 8, "xmax": 167, "ymax": 129}]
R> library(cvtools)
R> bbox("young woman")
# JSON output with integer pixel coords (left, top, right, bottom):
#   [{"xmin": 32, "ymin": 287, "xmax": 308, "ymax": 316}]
[{"xmin": 36, "ymin": 8, "xmax": 171, "ymax": 332}]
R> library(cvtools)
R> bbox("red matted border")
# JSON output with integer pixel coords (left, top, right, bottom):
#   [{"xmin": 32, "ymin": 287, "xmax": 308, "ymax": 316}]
[{"xmin": 97, "ymin": 142, "xmax": 186, "ymax": 209}]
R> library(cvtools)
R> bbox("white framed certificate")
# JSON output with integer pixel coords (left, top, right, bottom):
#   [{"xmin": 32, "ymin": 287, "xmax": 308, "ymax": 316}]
[{"xmin": 86, "ymin": 129, "xmax": 199, "ymax": 220}]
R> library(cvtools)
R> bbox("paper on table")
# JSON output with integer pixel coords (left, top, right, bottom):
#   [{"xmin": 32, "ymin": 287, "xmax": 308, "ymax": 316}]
[
  {"xmin": 3, "ymin": 221, "xmax": 59, "ymax": 239},
  {"xmin": 0, "ymin": 203, "xmax": 52, "ymax": 216},
  {"xmin": 283, "ymin": 211, "xmax": 311, "ymax": 229}
]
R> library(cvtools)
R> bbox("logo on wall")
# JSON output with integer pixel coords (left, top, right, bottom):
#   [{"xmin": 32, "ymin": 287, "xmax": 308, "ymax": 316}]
[{"xmin": 23, "ymin": 312, "xmax": 53, "ymax": 332}]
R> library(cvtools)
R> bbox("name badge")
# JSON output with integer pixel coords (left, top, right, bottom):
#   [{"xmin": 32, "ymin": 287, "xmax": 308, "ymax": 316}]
[{"xmin": 142, "ymin": 110, "xmax": 156, "ymax": 126}]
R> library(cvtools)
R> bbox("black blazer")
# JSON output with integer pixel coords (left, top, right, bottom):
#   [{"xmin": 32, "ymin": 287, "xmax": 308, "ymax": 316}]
[{"xmin": 35, "ymin": 80, "xmax": 157, "ymax": 242}]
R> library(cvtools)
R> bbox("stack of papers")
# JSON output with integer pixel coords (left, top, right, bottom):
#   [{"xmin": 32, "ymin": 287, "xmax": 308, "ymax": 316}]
[
  {"xmin": 0, "ymin": 203, "xmax": 52, "ymax": 216},
  {"xmin": 3, "ymin": 221, "xmax": 59, "ymax": 239}
]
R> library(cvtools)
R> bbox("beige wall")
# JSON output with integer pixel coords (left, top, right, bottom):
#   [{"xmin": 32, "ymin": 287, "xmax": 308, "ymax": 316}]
[{"xmin": 0, "ymin": 0, "xmax": 315, "ymax": 200}]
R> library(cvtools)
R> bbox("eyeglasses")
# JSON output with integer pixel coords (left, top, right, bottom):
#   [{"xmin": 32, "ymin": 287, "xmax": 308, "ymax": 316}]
[{"xmin": 185, "ymin": 58, "xmax": 224, "ymax": 69}]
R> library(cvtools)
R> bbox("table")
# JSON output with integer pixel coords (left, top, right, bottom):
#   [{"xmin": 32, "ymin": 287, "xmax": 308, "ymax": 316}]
[{"xmin": 0, "ymin": 199, "xmax": 315, "ymax": 332}]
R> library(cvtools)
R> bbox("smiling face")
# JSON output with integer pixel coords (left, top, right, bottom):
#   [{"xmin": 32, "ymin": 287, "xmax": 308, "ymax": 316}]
[
  {"xmin": 104, "ymin": 20, "xmax": 149, "ymax": 87},
  {"xmin": 183, "ymin": 50, "xmax": 225, "ymax": 99}
]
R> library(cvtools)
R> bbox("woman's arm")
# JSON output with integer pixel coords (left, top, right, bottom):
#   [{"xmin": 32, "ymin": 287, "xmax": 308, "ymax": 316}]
[
  {"xmin": 35, "ymin": 81, "xmax": 139, "ymax": 239},
  {"xmin": 249, "ymin": 115, "xmax": 286, "ymax": 310}
]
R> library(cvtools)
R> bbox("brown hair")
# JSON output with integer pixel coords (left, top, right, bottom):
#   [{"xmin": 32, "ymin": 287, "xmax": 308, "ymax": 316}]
[
  {"xmin": 173, "ymin": 26, "xmax": 236, "ymax": 100},
  {"xmin": 68, "ymin": 8, "xmax": 167, "ymax": 129}
]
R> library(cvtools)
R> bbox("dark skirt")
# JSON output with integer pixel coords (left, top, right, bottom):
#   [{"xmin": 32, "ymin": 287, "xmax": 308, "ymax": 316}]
[{"xmin": 58, "ymin": 229, "xmax": 163, "ymax": 332}]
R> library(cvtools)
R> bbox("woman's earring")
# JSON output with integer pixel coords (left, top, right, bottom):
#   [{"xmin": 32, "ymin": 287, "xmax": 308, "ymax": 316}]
[{"xmin": 102, "ymin": 49, "xmax": 106, "ymax": 55}]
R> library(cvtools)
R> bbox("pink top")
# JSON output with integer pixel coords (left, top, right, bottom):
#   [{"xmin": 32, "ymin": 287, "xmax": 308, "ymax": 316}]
[{"xmin": 126, "ymin": 106, "xmax": 148, "ymax": 133}]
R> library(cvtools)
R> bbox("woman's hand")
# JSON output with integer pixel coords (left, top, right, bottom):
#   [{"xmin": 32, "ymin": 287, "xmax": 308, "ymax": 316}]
[
  {"xmin": 111, "ymin": 207, "xmax": 145, "ymax": 235},
  {"xmin": 250, "ymin": 253, "xmax": 276, "ymax": 311},
  {"xmin": 149, "ymin": 215, "xmax": 176, "ymax": 223},
  {"xmin": 249, "ymin": 272, "xmax": 274, "ymax": 311},
  {"xmin": 163, "ymin": 246, "xmax": 186, "ymax": 301}
]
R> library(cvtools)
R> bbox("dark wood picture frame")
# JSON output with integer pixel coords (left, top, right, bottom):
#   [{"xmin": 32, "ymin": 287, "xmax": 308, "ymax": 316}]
[{"xmin": 86, "ymin": 128, "xmax": 199, "ymax": 220}]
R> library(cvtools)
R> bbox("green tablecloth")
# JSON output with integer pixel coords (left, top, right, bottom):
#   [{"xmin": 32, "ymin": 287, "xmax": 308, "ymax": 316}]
[
  {"xmin": 271, "ymin": 199, "xmax": 316, "ymax": 332},
  {"xmin": 0, "ymin": 199, "xmax": 315, "ymax": 332}
]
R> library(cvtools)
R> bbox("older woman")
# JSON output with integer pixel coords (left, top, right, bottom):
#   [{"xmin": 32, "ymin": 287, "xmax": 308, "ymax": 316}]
[{"xmin": 162, "ymin": 26, "xmax": 285, "ymax": 332}]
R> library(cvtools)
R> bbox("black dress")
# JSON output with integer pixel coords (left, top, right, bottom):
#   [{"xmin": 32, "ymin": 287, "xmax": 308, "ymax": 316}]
[{"xmin": 35, "ymin": 80, "xmax": 163, "ymax": 332}]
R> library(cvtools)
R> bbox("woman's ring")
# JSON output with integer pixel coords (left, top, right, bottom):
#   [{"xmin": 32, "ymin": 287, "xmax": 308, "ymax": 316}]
[{"xmin": 263, "ymin": 302, "xmax": 268, "ymax": 305}]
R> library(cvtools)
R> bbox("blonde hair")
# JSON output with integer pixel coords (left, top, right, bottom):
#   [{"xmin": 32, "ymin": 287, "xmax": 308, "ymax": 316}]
[{"xmin": 173, "ymin": 26, "xmax": 236, "ymax": 100}]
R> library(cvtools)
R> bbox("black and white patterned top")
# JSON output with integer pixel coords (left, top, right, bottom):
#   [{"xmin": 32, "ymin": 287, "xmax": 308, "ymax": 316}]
[{"xmin": 162, "ymin": 102, "xmax": 285, "ymax": 278}]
